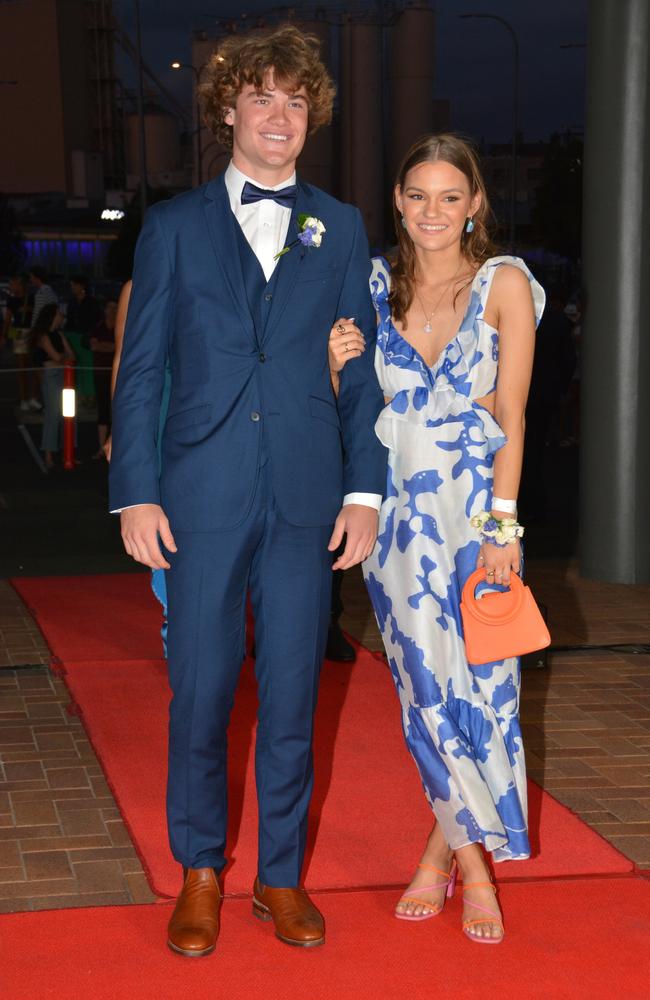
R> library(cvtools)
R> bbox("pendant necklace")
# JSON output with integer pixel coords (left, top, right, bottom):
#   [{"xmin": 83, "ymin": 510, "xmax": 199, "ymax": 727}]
[{"xmin": 415, "ymin": 263, "xmax": 462, "ymax": 333}]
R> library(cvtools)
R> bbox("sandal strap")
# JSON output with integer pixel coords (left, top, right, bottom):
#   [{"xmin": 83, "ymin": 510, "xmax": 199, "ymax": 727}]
[
  {"xmin": 399, "ymin": 880, "xmax": 450, "ymax": 896},
  {"xmin": 462, "ymin": 899, "xmax": 501, "ymax": 920},
  {"xmin": 462, "ymin": 881, "xmax": 496, "ymax": 892},
  {"xmin": 463, "ymin": 917, "xmax": 504, "ymax": 931},
  {"xmin": 417, "ymin": 863, "xmax": 453, "ymax": 879},
  {"xmin": 398, "ymin": 896, "xmax": 441, "ymax": 912}
]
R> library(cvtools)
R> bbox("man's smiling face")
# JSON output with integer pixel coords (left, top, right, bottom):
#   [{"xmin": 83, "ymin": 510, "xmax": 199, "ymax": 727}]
[{"xmin": 225, "ymin": 70, "xmax": 309, "ymax": 185}]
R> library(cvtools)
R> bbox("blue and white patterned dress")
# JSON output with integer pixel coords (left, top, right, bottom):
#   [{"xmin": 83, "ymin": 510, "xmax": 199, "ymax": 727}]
[{"xmin": 363, "ymin": 255, "xmax": 545, "ymax": 862}]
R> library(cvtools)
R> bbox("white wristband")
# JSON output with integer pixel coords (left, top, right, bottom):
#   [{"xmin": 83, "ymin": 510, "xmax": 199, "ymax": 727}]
[{"xmin": 492, "ymin": 497, "xmax": 517, "ymax": 515}]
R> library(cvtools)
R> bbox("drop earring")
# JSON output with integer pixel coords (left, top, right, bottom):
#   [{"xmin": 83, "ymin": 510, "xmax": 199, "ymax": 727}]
[
  {"xmin": 465, "ymin": 217, "xmax": 475, "ymax": 234},
  {"xmin": 401, "ymin": 215, "xmax": 407, "ymax": 229}
]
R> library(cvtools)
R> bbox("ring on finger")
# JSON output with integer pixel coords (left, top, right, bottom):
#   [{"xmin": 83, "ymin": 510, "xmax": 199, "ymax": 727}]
[{"xmin": 336, "ymin": 323, "xmax": 345, "ymax": 334}]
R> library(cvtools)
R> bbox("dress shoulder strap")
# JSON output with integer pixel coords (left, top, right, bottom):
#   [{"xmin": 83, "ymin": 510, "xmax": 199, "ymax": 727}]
[
  {"xmin": 370, "ymin": 256, "xmax": 391, "ymax": 311},
  {"xmin": 477, "ymin": 255, "xmax": 546, "ymax": 329}
]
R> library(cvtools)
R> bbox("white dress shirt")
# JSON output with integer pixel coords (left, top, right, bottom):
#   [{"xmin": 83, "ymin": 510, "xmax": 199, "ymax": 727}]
[
  {"xmin": 225, "ymin": 162, "xmax": 293, "ymax": 282},
  {"xmin": 116, "ymin": 161, "xmax": 381, "ymax": 514}
]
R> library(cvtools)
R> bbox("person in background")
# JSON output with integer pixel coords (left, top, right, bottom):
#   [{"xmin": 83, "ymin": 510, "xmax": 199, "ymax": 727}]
[
  {"xmin": 105, "ymin": 280, "xmax": 169, "ymax": 654},
  {"xmin": 2, "ymin": 274, "xmax": 40, "ymax": 412},
  {"xmin": 559, "ymin": 298, "xmax": 581, "ymax": 447},
  {"xmin": 66, "ymin": 274, "xmax": 101, "ymax": 404},
  {"xmin": 90, "ymin": 299, "xmax": 118, "ymax": 459},
  {"xmin": 30, "ymin": 302, "xmax": 75, "ymax": 469},
  {"xmin": 29, "ymin": 266, "xmax": 58, "ymax": 326},
  {"xmin": 519, "ymin": 284, "xmax": 576, "ymax": 520}
]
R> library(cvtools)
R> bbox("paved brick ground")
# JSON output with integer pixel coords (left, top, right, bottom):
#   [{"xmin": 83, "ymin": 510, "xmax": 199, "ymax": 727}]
[
  {"xmin": 0, "ymin": 582, "xmax": 50, "ymax": 668},
  {"xmin": 0, "ymin": 666, "xmax": 156, "ymax": 911},
  {"xmin": 0, "ymin": 559, "xmax": 649, "ymax": 912}
]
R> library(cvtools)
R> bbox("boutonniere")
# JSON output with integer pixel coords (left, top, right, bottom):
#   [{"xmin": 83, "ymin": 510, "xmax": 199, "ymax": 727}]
[{"xmin": 274, "ymin": 215, "xmax": 326, "ymax": 260}]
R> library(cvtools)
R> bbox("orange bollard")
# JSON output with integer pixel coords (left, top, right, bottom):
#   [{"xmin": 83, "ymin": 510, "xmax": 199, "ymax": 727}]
[{"xmin": 62, "ymin": 360, "xmax": 76, "ymax": 470}]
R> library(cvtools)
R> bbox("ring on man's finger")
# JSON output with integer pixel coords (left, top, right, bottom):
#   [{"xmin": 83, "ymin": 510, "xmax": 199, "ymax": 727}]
[{"xmin": 336, "ymin": 323, "xmax": 345, "ymax": 333}]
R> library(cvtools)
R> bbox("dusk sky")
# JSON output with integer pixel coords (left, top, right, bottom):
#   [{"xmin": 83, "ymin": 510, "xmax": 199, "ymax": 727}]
[{"xmin": 114, "ymin": 0, "xmax": 588, "ymax": 144}]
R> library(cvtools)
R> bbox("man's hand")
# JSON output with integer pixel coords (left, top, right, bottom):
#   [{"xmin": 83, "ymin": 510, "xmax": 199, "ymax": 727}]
[
  {"xmin": 120, "ymin": 504, "xmax": 177, "ymax": 569},
  {"xmin": 328, "ymin": 504, "xmax": 378, "ymax": 570}
]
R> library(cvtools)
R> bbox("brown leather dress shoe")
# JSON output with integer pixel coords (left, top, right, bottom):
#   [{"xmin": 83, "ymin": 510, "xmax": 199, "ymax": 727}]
[
  {"xmin": 167, "ymin": 867, "xmax": 221, "ymax": 958},
  {"xmin": 252, "ymin": 877, "xmax": 325, "ymax": 947}
]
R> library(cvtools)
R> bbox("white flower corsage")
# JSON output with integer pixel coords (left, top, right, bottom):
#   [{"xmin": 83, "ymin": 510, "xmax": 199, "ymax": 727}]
[
  {"xmin": 274, "ymin": 214, "xmax": 326, "ymax": 260},
  {"xmin": 470, "ymin": 511, "xmax": 524, "ymax": 547}
]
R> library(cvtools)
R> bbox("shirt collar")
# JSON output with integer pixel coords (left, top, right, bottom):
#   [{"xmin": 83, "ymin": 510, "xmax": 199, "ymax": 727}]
[{"xmin": 225, "ymin": 161, "xmax": 297, "ymax": 212}]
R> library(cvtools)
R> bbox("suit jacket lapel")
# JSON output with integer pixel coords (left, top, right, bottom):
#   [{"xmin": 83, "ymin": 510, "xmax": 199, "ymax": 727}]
[
  {"xmin": 202, "ymin": 174, "xmax": 254, "ymax": 341},
  {"xmin": 262, "ymin": 181, "xmax": 314, "ymax": 343}
]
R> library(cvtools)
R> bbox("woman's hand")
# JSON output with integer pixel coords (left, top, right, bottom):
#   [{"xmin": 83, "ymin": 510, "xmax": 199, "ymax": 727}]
[
  {"xmin": 328, "ymin": 318, "xmax": 365, "ymax": 373},
  {"xmin": 476, "ymin": 539, "xmax": 521, "ymax": 586}
]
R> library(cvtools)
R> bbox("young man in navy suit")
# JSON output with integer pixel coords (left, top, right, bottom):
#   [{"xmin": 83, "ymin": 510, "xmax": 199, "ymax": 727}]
[{"xmin": 109, "ymin": 25, "xmax": 386, "ymax": 956}]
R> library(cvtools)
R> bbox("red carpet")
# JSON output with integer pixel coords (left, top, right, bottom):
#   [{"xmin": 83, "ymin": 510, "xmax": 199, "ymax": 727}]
[
  {"xmin": 6, "ymin": 573, "xmax": 647, "ymax": 999},
  {"xmin": 11, "ymin": 573, "xmax": 163, "ymax": 661},
  {"xmin": 62, "ymin": 656, "xmax": 633, "ymax": 899},
  {"xmin": 11, "ymin": 573, "xmax": 633, "ymax": 898},
  {"xmin": 3, "ymin": 878, "xmax": 650, "ymax": 999}
]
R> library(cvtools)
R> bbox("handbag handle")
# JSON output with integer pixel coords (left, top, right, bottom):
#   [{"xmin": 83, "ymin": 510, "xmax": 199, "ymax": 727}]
[{"xmin": 461, "ymin": 568, "xmax": 525, "ymax": 626}]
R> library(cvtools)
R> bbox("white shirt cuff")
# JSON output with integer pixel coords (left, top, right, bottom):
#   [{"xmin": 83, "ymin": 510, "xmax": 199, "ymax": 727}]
[
  {"xmin": 114, "ymin": 496, "xmax": 383, "ymax": 514},
  {"xmin": 342, "ymin": 492, "xmax": 382, "ymax": 512}
]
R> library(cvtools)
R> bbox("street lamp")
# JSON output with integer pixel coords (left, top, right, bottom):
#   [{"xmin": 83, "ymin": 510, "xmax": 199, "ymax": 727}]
[
  {"xmin": 171, "ymin": 61, "xmax": 203, "ymax": 186},
  {"xmin": 460, "ymin": 13, "xmax": 519, "ymax": 248}
]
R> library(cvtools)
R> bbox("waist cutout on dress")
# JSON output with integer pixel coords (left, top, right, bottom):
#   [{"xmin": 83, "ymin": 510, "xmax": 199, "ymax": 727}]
[{"xmin": 375, "ymin": 385, "xmax": 506, "ymax": 456}]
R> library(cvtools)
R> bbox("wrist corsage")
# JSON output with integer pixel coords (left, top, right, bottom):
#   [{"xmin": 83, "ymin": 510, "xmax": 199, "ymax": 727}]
[
  {"xmin": 470, "ymin": 511, "xmax": 524, "ymax": 547},
  {"xmin": 274, "ymin": 215, "xmax": 326, "ymax": 260}
]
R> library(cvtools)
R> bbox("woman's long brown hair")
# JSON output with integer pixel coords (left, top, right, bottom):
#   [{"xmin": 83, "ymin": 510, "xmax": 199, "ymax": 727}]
[{"xmin": 389, "ymin": 133, "xmax": 498, "ymax": 325}]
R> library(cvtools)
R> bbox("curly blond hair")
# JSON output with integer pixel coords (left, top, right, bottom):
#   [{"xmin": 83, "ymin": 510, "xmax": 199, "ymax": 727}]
[{"xmin": 199, "ymin": 24, "xmax": 335, "ymax": 148}]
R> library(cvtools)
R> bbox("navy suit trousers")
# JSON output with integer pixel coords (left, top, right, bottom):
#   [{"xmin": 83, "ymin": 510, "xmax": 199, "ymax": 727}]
[{"xmin": 164, "ymin": 460, "xmax": 333, "ymax": 886}]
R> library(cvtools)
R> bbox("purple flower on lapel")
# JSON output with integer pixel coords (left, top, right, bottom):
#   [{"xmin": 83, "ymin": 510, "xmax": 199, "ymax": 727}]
[{"xmin": 274, "ymin": 214, "xmax": 326, "ymax": 260}]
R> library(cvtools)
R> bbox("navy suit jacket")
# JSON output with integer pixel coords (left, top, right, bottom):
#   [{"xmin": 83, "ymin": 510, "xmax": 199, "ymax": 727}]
[{"xmin": 109, "ymin": 173, "xmax": 387, "ymax": 531}]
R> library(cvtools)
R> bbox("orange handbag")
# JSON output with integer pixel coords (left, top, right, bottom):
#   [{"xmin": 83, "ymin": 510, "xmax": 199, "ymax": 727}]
[{"xmin": 460, "ymin": 568, "xmax": 551, "ymax": 664}]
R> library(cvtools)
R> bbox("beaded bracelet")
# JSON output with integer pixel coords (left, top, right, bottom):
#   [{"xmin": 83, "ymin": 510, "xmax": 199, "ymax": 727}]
[{"xmin": 470, "ymin": 511, "xmax": 524, "ymax": 547}]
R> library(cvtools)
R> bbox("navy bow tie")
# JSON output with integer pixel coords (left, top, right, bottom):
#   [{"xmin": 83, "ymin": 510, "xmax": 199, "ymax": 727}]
[{"xmin": 240, "ymin": 180, "xmax": 297, "ymax": 209}]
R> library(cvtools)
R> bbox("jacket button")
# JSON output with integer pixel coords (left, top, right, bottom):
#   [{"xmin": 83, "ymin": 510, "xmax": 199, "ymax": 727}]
[
  {"xmin": 250, "ymin": 411, "xmax": 261, "ymax": 422},
  {"xmin": 264, "ymin": 293, "xmax": 273, "ymax": 301},
  {"xmin": 259, "ymin": 352, "xmax": 266, "ymax": 363}
]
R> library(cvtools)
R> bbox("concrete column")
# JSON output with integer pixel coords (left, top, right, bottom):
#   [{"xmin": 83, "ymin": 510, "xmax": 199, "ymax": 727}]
[
  {"xmin": 339, "ymin": 20, "xmax": 384, "ymax": 248},
  {"xmin": 296, "ymin": 21, "xmax": 334, "ymax": 194},
  {"xmin": 388, "ymin": 3, "xmax": 436, "ymax": 185},
  {"xmin": 580, "ymin": 0, "xmax": 650, "ymax": 581}
]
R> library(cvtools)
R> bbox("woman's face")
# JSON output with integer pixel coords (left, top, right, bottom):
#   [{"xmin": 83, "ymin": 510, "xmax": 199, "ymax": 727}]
[{"xmin": 395, "ymin": 159, "xmax": 481, "ymax": 254}]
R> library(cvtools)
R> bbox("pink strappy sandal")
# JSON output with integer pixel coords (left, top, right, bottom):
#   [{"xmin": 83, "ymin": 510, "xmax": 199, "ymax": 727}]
[
  {"xmin": 395, "ymin": 862, "xmax": 457, "ymax": 921},
  {"xmin": 461, "ymin": 881, "xmax": 505, "ymax": 944}
]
